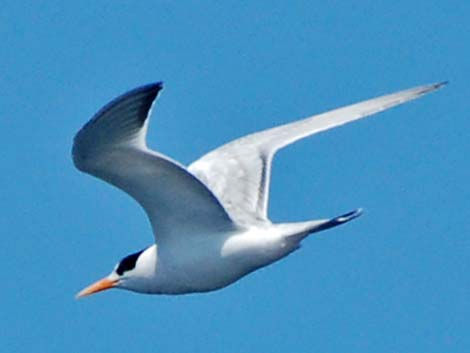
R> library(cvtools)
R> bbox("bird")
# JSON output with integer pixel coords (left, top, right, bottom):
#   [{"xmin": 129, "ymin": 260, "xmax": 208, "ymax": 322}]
[{"xmin": 74, "ymin": 81, "xmax": 446, "ymax": 298}]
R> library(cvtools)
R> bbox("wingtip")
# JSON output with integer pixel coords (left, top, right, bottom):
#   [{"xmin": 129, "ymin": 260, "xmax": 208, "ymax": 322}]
[
  {"xmin": 119, "ymin": 81, "xmax": 164, "ymax": 113},
  {"xmin": 153, "ymin": 81, "xmax": 164, "ymax": 90},
  {"xmin": 433, "ymin": 81, "xmax": 448, "ymax": 89},
  {"xmin": 139, "ymin": 81, "xmax": 164, "ymax": 95},
  {"xmin": 415, "ymin": 80, "xmax": 448, "ymax": 97}
]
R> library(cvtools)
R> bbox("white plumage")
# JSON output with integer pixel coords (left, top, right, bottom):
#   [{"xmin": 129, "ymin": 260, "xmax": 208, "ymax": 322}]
[{"xmin": 74, "ymin": 81, "xmax": 445, "ymax": 297}]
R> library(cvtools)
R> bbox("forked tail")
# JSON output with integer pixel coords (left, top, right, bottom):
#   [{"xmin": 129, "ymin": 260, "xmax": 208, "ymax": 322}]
[{"xmin": 276, "ymin": 208, "xmax": 363, "ymax": 241}]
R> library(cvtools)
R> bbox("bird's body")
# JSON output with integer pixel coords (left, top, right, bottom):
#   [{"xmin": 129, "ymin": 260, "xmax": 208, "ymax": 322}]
[
  {"xmin": 112, "ymin": 217, "xmax": 342, "ymax": 294},
  {"xmin": 132, "ymin": 226, "xmax": 286, "ymax": 294},
  {"xmin": 74, "ymin": 81, "xmax": 445, "ymax": 298}
]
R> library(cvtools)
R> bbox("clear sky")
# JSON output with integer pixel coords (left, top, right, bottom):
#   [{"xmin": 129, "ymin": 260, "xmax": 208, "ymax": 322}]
[{"xmin": 1, "ymin": 1, "xmax": 469, "ymax": 352}]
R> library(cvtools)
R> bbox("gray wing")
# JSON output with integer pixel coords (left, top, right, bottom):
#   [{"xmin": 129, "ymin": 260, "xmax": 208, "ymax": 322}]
[
  {"xmin": 73, "ymin": 83, "xmax": 236, "ymax": 248},
  {"xmin": 189, "ymin": 82, "xmax": 446, "ymax": 225}
]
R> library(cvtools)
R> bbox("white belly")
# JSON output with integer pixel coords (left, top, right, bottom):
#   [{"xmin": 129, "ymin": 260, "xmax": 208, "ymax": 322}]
[{"xmin": 153, "ymin": 226, "xmax": 298, "ymax": 294}]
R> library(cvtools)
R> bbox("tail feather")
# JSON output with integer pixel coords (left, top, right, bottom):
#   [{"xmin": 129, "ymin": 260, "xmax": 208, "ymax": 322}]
[
  {"xmin": 277, "ymin": 208, "xmax": 363, "ymax": 241},
  {"xmin": 310, "ymin": 208, "xmax": 363, "ymax": 233}
]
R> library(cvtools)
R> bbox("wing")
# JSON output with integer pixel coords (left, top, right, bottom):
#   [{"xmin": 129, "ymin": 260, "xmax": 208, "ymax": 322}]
[
  {"xmin": 73, "ymin": 83, "xmax": 236, "ymax": 248},
  {"xmin": 189, "ymin": 82, "xmax": 446, "ymax": 225}
]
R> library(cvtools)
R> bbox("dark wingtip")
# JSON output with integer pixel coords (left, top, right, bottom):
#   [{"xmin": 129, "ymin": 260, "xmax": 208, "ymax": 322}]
[
  {"xmin": 133, "ymin": 81, "xmax": 164, "ymax": 98},
  {"xmin": 149, "ymin": 81, "xmax": 164, "ymax": 91},
  {"xmin": 75, "ymin": 81, "xmax": 165, "ymax": 146},
  {"xmin": 416, "ymin": 81, "xmax": 448, "ymax": 97},
  {"xmin": 109, "ymin": 82, "xmax": 164, "ymax": 125},
  {"xmin": 434, "ymin": 81, "xmax": 449, "ymax": 89}
]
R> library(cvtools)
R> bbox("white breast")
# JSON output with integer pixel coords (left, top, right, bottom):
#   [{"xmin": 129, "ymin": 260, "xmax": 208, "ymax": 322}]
[{"xmin": 152, "ymin": 225, "xmax": 294, "ymax": 294}]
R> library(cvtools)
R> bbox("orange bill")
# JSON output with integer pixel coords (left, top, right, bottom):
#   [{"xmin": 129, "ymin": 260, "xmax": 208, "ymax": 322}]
[{"xmin": 76, "ymin": 278, "xmax": 118, "ymax": 299}]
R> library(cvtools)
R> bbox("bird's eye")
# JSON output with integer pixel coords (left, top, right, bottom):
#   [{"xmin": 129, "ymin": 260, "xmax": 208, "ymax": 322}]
[{"xmin": 116, "ymin": 248, "xmax": 145, "ymax": 275}]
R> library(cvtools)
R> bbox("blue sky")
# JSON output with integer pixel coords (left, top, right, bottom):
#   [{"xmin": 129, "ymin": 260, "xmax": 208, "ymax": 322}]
[{"xmin": 1, "ymin": 1, "xmax": 469, "ymax": 352}]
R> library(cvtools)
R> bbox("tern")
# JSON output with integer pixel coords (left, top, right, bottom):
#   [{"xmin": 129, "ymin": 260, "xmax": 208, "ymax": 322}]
[{"xmin": 75, "ymin": 81, "xmax": 445, "ymax": 298}]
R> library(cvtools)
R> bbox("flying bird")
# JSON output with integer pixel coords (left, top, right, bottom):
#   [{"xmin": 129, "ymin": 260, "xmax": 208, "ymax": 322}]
[{"xmin": 74, "ymin": 81, "xmax": 445, "ymax": 298}]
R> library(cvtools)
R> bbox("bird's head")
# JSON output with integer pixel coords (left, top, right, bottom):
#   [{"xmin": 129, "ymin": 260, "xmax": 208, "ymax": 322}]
[{"xmin": 76, "ymin": 245, "xmax": 156, "ymax": 298}]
